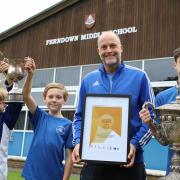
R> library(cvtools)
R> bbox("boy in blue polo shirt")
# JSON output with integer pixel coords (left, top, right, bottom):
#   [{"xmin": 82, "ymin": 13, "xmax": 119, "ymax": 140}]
[{"xmin": 22, "ymin": 57, "xmax": 74, "ymax": 180}]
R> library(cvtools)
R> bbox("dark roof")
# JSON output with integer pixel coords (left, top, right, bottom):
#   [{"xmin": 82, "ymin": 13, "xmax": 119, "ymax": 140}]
[{"xmin": 0, "ymin": 0, "xmax": 81, "ymax": 41}]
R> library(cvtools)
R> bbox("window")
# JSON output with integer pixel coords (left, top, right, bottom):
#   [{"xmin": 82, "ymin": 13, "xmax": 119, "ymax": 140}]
[
  {"xmin": 125, "ymin": 60, "xmax": 142, "ymax": 69},
  {"xmin": 81, "ymin": 64, "xmax": 99, "ymax": 80},
  {"xmin": 14, "ymin": 111, "xmax": 26, "ymax": 130},
  {"xmin": 61, "ymin": 110, "xmax": 75, "ymax": 121},
  {"xmin": 55, "ymin": 66, "xmax": 80, "ymax": 86},
  {"xmin": 144, "ymin": 58, "xmax": 175, "ymax": 81}
]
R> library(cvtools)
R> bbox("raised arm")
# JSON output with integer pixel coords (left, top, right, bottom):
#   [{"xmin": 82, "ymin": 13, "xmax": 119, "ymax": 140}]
[{"xmin": 22, "ymin": 57, "xmax": 37, "ymax": 113}]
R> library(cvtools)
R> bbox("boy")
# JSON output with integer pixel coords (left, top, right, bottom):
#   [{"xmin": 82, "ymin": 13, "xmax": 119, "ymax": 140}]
[
  {"xmin": 22, "ymin": 58, "xmax": 74, "ymax": 180},
  {"xmin": 139, "ymin": 47, "xmax": 180, "ymax": 142},
  {"xmin": 0, "ymin": 89, "xmax": 9, "ymax": 180},
  {"xmin": 0, "ymin": 123, "xmax": 10, "ymax": 180},
  {"xmin": 0, "ymin": 61, "xmax": 23, "ymax": 180}
]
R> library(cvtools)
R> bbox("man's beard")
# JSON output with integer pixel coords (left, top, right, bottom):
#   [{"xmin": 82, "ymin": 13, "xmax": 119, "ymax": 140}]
[{"xmin": 101, "ymin": 55, "xmax": 121, "ymax": 68}]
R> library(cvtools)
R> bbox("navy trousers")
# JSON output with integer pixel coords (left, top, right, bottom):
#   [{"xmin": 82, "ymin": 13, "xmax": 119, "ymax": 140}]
[{"xmin": 80, "ymin": 162, "xmax": 146, "ymax": 180}]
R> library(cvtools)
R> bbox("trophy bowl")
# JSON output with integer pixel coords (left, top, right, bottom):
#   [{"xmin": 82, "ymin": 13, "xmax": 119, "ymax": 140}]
[
  {"xmin": 5, "ymin": 58, "xmax": 26, "ymax": 103},
  {"xmin": 145, "ymin": 97, "xmax": 180, "ymax": 180}
]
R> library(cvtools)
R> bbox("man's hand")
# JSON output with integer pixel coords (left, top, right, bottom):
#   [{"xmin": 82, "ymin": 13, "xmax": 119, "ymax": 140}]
[
  {"xmin": 72, "ymin": 144, "xmax": 81, "ymax": 163},
  {"xmin": 123, "ymin": 143, "xmax": 136, "ymax": 168}
]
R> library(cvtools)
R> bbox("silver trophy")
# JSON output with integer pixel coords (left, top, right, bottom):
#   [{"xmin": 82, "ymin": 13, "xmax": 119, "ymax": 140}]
[
  {"xmin": 145, "ymin": 92, "xmax": 180, "ymax": 179},
  {"xmin": 5, "ymin": 58, "xmax": 26, "ymax": 103},
  {"xmin": 0, "ymin": 51, "xmax": 26, "ymax": 103}
]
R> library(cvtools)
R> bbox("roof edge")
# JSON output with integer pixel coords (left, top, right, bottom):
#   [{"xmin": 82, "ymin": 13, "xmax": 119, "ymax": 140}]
[{"xmin": 0, "ymin": 0, "xmax": 81, "ymax": 42}]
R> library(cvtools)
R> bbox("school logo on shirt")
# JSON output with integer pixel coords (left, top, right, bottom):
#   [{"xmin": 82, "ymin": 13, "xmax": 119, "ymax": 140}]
[{"xmin": 56, "ymin": 126, "xmax": 65, "ymax": 135}]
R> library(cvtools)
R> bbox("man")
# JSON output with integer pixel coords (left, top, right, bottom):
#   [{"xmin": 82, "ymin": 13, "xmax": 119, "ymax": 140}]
[{"xmin": 72, "ymin": 31, "xmax": 155, "ymax": 180}]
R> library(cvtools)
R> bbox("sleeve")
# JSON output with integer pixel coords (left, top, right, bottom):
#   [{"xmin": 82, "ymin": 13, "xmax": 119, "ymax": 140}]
[
  {"xmin": 65, "ymin": 122, "xmax": 74, "ymax": 149},
  {"xmin": 28, "ymin": 106, "xmax": 44, "ymax": 130},
  {"xmin": 5, "ymin": 80, "xmax": 13, "ymax": 92},
  {"xmin": 3, "ymin": 103, "xmax": 22, "ymax": 130},
  {"xmin": 72, "ymin": 80, "xmax": 86, "ymax": 145},
  {"xmin": 130, "ymin": 73, "xmax": 155, "ymax": 149},
  {"xmin": 155, "ymin": 93, "xmax": 164, "ymax": 107}
]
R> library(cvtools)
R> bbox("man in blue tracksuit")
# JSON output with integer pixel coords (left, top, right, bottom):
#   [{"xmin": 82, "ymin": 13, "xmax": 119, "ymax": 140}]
[{"xmin": 72, "ymin": 31, "xmax": 155, "ymax": 180}]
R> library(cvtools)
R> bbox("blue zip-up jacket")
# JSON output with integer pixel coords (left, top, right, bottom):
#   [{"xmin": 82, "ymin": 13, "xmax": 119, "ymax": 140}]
[
  {"xmin": 73, "ymin": 63, "xmax": 155, "ymax": 163},
  {"xmin": 0, "ymin": 82, "xmax": 22, "ymax": 142}
]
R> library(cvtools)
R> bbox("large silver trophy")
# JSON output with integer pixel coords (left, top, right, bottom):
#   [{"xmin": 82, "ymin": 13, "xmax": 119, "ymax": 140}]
[
  {"xmin": 0, "ymin": 51, "xmax": 26, "ymax": 103},
  {"xmin": 6, "ymin": 58, "xmax": 26, "ymax": 103},
  {"xmin": 145, "ymin": 90, "xmax": 180, "ymax": 180}
]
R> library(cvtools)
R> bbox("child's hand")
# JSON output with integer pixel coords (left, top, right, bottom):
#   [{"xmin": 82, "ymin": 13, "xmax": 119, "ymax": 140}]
[
  {"xmin": 24, "ymin": 57, "xmax": 36, "ymax": 74},
  {"xmin": 139, "ymin": 107, "xmax": 152, "ymax": 125},
  {"xmin": 0, "ymin": 61, "xmax": 9, "ymax": 76}
]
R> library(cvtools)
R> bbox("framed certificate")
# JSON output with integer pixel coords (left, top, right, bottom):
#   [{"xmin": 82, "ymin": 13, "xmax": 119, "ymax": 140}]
[{"xmin": 80, "ymin": 94, "xmax": 131, "ymax": 165}]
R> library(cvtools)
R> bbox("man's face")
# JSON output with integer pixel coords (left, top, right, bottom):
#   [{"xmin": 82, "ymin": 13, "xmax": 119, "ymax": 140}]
[
  {"xmin": 97, "ymin": 32, "xmax": 123, "ymax": 70},
  {"xmin": 174, "ymin": 57, "xmax": 180, "ymax": 78}
]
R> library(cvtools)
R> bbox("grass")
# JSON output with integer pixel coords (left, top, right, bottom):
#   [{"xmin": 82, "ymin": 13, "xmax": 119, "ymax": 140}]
[
  {"xmin": 8, "ymin": 169, "xmax": 23, "ymax": 180},
  {"xmin": 8, "ymin": 169, "xmax": 79, "ymax": 180}
]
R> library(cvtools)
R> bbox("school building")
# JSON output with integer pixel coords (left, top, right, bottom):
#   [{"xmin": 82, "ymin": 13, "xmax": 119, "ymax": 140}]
[{"xmin": 0, "ymin": 0, "xmax": 179, "ymax": 177}]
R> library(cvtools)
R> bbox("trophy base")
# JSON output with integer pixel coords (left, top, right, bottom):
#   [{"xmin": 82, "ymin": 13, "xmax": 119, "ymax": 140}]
[
  {"xmin": 159, "ymin": 172, "xmax": 180, "ymax": 180},
  {"xmin": 5, "ymin": 93, "xmax": 24, "ymax": 103}
]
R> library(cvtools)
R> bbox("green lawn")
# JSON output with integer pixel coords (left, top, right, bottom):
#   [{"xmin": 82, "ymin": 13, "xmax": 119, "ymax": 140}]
[
  {"xmin": 8, "ymin": 169, "xmax": 79, "ymax": 180},
  {"xmin": 8, "ymin": 169, "xmax": 24, "ymax": 180}
]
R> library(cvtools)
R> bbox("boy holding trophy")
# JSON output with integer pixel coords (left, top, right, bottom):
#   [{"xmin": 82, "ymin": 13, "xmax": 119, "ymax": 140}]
[
  {"xmin": 21, "ymin": 58, "xmax": 74, "ymax": 180},
  {"xmin": 0, "ymin": 60, "xmax": 23, "ymax": 180}
]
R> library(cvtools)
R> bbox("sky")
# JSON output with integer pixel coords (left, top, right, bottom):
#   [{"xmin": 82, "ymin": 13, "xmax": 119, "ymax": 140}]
[{"xmin": 0, "ymin": 0, "xmax": 62, "ymax": 33}]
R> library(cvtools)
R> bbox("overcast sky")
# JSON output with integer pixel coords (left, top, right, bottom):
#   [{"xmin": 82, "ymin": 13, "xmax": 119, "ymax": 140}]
[{"xmin": 0, "ymin": 0, "xmax": 62, "ymax": 33}]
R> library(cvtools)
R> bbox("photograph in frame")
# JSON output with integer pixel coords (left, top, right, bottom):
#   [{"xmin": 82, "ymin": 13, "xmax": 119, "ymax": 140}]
[{"xmin": 80, "ymin": 94, "xmax": 131, "ymax": 165}]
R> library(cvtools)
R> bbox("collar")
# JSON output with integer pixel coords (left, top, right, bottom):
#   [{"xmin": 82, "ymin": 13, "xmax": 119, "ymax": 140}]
[{"xmin": 99, "ymin": 63, "xmax": 125, "ymax": 74}]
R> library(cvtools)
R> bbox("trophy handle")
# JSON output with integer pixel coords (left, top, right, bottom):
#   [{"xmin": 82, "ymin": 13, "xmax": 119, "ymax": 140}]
[{"xmin": 143, "ymin": 101, "xmax": 157, "ymax": 119}]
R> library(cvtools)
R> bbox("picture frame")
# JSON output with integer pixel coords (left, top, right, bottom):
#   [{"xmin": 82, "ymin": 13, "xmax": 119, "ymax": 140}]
[{"xmin": 80, "ymin": 94, "xmax": 131, "ymax": 165}]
